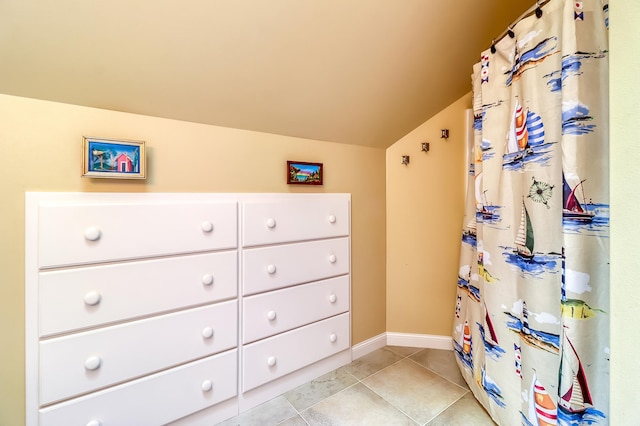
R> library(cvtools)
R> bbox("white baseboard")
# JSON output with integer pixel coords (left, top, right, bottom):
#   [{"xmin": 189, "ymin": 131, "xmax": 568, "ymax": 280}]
[
  {"xmin": 351, "ymin": 333, "xmax": 387, "ymax": 360},
  {"xmin": 352, "ymin": 332, "xmax": 452, "ymax": 359},
  {"xmin": 386, "ymin": 332, "xmax": 453, "ymax": 350}
]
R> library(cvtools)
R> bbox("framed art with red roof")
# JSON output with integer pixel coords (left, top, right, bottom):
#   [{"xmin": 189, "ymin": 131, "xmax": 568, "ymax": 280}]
[{"xmin": 82, "ymin": 137, "xmax": 146, "ymax": 179}]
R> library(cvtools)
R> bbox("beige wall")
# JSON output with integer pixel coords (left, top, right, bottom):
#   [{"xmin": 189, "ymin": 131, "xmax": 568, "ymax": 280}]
[
  {"xmin": 385, "ymin": 94, "xmax": 470, "ymax": 336},
  {"xmin": 610, "ymin": 1, "xmax": 639, "ymax": 423},
  {"xmin": 2, "ymin": 4, "xmax": 632, "ymax": 420},
  {"xmin": 0, "ymin": 94, "xmax": 387, "ymax": 425}
]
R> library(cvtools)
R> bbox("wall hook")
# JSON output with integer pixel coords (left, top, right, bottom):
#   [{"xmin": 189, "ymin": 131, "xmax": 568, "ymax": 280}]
[
  {"xmin": 421, "ymin": 142, "xmax": 430, "ymax": 152},
  {"xmin": 401, "ymin": 155, "xmax": 410, "ymax": 165},
  {"xmin": 441, "ymin": 129, "xmax": 449, "ymax": 139}
]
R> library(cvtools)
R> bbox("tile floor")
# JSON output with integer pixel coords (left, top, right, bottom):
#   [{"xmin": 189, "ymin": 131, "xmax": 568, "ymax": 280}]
[{"xmin": 218, "ymin": 346, "xmax": 495, "ymax": 425}]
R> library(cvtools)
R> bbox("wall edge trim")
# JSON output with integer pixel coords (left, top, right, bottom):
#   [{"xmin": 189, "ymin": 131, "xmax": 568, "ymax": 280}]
[
  {"xmin": 352, "ymin": 332, "xmax": 453, "ymax": 360},
  {"xmin": 386, "ymin": 332, "xmax": 453, "ymax": 350}
]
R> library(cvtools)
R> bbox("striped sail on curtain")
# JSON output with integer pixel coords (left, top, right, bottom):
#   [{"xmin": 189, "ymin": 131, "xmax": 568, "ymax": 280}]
[{"xmin": 453, "ymin": 1, "xmax": 609, "ymax": 424}]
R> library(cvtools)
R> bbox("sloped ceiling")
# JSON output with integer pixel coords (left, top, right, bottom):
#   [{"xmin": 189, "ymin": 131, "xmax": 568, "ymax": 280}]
[{"xmin": 0, "ymin": 1, "xmax": 531, "ymax": 148}]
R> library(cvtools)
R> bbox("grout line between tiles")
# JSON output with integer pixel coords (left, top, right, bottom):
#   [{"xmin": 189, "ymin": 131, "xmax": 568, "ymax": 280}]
[
  {"xmin": 358, "ymin": 379, "xmax": 422, "ymax": 425},
  {"xmin": 275, "ymin": 347, "xmax": 475, "ymax": 426},
  {"xmin": 404, "ymin": 354, "xmax": 470, "ymax": 392}
]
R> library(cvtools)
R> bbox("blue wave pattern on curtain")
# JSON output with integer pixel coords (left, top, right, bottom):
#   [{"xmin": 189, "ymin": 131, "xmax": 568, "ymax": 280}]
[{"xmin": 453, "ymin": 1, "xmax": 609, "ymax": 425}]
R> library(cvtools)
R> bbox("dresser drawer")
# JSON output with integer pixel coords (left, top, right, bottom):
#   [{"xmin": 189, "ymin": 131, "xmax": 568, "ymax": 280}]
[
  {"xmin": 243, "ymin": 275, "xmax": 349, "ymax": 344},
  {"xmin": 39, "ymin": 251, "xmax": 237, "ymax": 337},
  {"xmin": 39, "ymin": 349, "xmax": 237, "ymax": 426},
  {"xmin": 37, "ymin": 199, "xmax": 237, "ymax": 268},
  {"xmin": 242, "ymin": 313, "xmax": 350, "ymax": 391},
  {"xmin": 242, "ymin": 195, "xmax": 349, "ymax": 247},
  {"xmin": 242, "ymin": 237, "xmax": 349, "ymax": 295},
  {"xmin": 39, "ymin": 301, "xmax": 238, "ymax": 405}
]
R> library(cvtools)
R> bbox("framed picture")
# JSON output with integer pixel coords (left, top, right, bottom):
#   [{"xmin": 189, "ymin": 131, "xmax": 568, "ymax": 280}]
[
  {"xmin": 82, "ymin": 137, "xmax": 146, "ymax": 179},
  {"xmin": 287, "ymin": 161, "xmax": 323, "ymax": 185}
]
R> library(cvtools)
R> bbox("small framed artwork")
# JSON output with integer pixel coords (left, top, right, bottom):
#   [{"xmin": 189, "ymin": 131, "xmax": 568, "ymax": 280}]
[
  {"xmin": 82, "ymin": 137, "xmax": 146, "ymax": 179},
  {"xmin": 287, "ymin": 161, "xmax": 323, "ymax": 185}
]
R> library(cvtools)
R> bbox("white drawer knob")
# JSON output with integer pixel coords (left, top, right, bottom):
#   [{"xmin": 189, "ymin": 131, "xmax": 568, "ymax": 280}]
[
  {"xmin": 201, "ymin": 274, "xmax": 214, "ymax": 286},
  {"xmin": 84, "ymin": 226, "xmax": 101, "ymax": 241},
  {"xmin": 84, "ymin": 356, "xmax": 102, "ymax": 371},
  {"xmin": 201, "ymin": 221, "xmax": 214, "ymax": 232},
  {"xmin": 267, "ymin": 356, "xmax": 277, "ymax": 367},
  {"xmin": 266, "ymin": 264, "xmax": 276, "ymax": 274},
  {"xmin": 329, "ymin": 294, "xmax": 337, "ymax": 303},
  {"xmin": 86, "ymin": 421, "xmax": 102, "ymax": 426},
  {"xmin": 201, "ymin": 380, "xmax": 213, "ymax": 392},
  {"xmin": 83, "ymin": 291, "xmax": 102, "ymax": 306},
  {"xmin": 266, "ymin": 218, "xmax": 276, "ymax": 228},
  {"xmin": 329, "ymin": 254, "xmax": 337, "ymax": 263},
  {"xmin": 329, "ymin": 333, "xmax": 338, "ymax": 343},
  {"xmin": 328, "ymin": 214, "xmax": 336, "ymax": 223},
  {"xmin": 202, "ymin": 327, "xmax": 214, "ymax": 339},
  {"xmin": 267, "ymin": 310, "xmax": 277, "ymax": 321}
]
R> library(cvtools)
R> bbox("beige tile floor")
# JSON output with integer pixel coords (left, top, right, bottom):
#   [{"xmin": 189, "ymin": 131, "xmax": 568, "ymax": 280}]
[{"xmin": 218, "ymin": 346, "xmax": 495, "ymax": 425}]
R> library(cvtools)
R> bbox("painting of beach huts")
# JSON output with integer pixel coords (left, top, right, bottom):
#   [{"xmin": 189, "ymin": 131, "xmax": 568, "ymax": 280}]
[
  {"xmin": 287, "ymin": 161, "xmax": 323, "ymax": 185},
  {"xmin": 82, "ymin": 137, "xmax": 146, "ymax": 179}
]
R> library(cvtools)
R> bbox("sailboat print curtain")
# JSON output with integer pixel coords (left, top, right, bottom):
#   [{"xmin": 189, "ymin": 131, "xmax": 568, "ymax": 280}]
[{"xmin": 453, "ymin": 1, "xmax": 609, "ymax": 425}]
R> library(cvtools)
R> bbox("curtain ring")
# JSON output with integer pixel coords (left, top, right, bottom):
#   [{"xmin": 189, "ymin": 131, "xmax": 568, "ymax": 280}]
[
  {"xmin": 491, "ymin": 40, "xmax": 496, "ymax": 54},
  {"xmin": 535, "ymin": 1, "xmax": 543, "ymax": 18},
  {"xmin": 507, "ymin": 25, "xmax": 515, "ymax": 39}
]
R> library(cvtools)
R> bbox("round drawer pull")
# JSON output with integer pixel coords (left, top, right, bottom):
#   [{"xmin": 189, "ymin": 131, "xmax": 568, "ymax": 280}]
[
  {"xmin": 201, "ymin": 274, "xmax": 214, "ymax": 286},
  {"xmin": 86, "ymin": 420, "xmax": 102, "ymax": 426},
  {"xmin": 266, "ymin": 264, "xmax": 277, "ymax": 274},
  {"xmin": 84, "ymin": 226, "xmax": 101, "ymax": 241},
  {"xmin": 267, "ymin": 356, "xmax": 277, "ymax": 367},
  {"xmin": 201, "ymin": 221, "xmax": 214, "ymax": 233},
  {"xmin": 328, "ymin": 214, "xmax": 337, "ymax": 224},
  {"xmin": 84, "ymin": 356, "xmax": 102, "ymax": 371},
  {"xmin": 202, "ymin": 327, "xmax": 214, "ymax": 339},
  {"xmin": 83, "ymin": 291, "xmax": 102, "ymax": 306},
  {"xmin": 266, "ymin": 218, "xmax": 276, "ymax": 228},
  {"xmin": 329, "ymin": 333, "xmax": 338, "ymax": 343},
  {"xmin": 201, "ymin": 380, "xmax": 213, "ymax": 392},
  {"xmin": 329, "ymin": 254, "xmax": 337, "ymax": 263},
  {"xmin": 267, "ymin": 310, "xmax": 277, "ymax": 321},
  {"xmin": 329, "ymin": 294, "xmax": 337, "ymax": 304}
]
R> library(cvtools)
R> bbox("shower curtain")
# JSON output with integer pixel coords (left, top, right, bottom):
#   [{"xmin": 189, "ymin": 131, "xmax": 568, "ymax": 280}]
[{"xmin": 453, "ymin": 1, "xmax": 609, "ymax": 425}]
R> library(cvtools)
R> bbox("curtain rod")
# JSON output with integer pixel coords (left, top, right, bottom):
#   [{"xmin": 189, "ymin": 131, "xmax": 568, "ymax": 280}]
[{"xmin": 492, "ymin": 0, "xmax": 552, "ymax": 47}]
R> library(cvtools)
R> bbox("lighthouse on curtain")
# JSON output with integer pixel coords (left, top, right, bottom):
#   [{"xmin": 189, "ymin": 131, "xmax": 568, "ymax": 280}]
[{"xmin": 522, "ymin": 302, "xmax": 531, "ymax": 335}]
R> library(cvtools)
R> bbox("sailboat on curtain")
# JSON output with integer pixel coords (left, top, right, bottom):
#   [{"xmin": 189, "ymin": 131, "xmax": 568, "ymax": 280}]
[
  {"xmin": 475, "ymin": 172, "xmax": 495, "ymax": 220},
  {"xmin": 503, "ymin": 100, "xmax": 551, "ymax": 169},
  {"xmin": 562, "ymin": 175, "xmax": 595, "ymax": 222},
  {"xmin": 454, "ymin": 320, "xmax": 474, "ymax": 370},
  {"xmin": 478, "ymin": 365, "xmax": 506, "ymax": 408},
  {"xmin": 504, "ymin": 101, "xmax": 534, "ymax": 165},
  {"xmin": 522, "ymin": 371, "xmax": 558, "ymax": 426},
  {"xmin": 559, "ymin": 335, "xmax": 593, "ymax": 414},
  {"xmin": 557, "ymin": 335, "xmax": 607, "ymax": 423},
  {"xmin": 479, "ymin": 303, "xmax": 505, "ymax": 358},
  {"xmin": 515, "ymin": 201, "xmax": 535, "ymax": 260}
]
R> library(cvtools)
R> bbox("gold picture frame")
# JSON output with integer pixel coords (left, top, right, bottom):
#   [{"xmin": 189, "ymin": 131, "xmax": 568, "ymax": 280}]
[{"xmin": 82, "ymin": 137, "xmax": 146, "ymax": 179}]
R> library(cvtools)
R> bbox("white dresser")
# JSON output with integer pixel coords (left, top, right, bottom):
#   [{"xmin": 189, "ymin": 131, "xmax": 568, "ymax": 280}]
[
  {"xmin": 25, "ymin": 192, "xmax": 351, "ymax": 425},
  {"xmin": 238, "ymin": 195, "xmax": 351, "ymax": 409}
]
